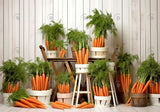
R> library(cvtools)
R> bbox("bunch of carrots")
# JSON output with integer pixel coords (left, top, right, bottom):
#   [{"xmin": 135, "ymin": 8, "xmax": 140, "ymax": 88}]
[
  {"xmin": 149, "ymin": 81, "xmax": 160, "ymax": 94},
  {"xmin": 51, "ymin": 101, "xmax": 73, "ymax": 110},
  {"xmin": 31, "ymin": 73, "xmax": 49, "ymax": 91},
  {"xmin": 92, "ymin": 85, "xmax": 109, "ymax": 96},
  {"xmin": 58, "ymin": 83, "xmax": 70, "ymax": 93},
  {"xmin": 3, "ymin": 82, "xmax": 20, "ymax": 93},
  {"xmin": 45, "ymin": 40, "xmax": 57, "ymax": 51},
  {"xmin": 119, "ymin": 74, "xmax": 132, "ymax": 96},
  {"xmin": 93, "ymin": 35, "xmax": 105, "ymax": 47},
  {"xmin": 76, "ymin": 102, "xmax": 94, "ymax": 109},
  {"xmin": 59, "ymin": 48, "xmax": 66, "ymax": 58},
  {"xmin": 8, "ymin": 88, "xmax": 46, "ymax": 109}
]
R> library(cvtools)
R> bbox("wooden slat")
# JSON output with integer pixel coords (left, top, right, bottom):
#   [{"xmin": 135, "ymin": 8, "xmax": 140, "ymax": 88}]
[
  {"xmin": 76, "ymin": 0, "xmax": 83, "ymax": 30},
  {"xmin": 158, "ymin": 0, "xmax": 160, "ymax": 63},
  {"xmin": 0, "ymin": 0, "xmax": 3, "ymax": 64}
]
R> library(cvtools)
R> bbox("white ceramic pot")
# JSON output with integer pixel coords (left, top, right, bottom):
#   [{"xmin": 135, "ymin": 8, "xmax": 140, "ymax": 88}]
[
  {"xmin": 46, "ymin": 50, "xmax": 57, "ymax": 58},
  {"xmin": 90, "ymin": 47, "xmax": 108, "ymax": 58},
  {"xmin": 57, "ymin": 92, "xmax": 73, "ymax": 105}
]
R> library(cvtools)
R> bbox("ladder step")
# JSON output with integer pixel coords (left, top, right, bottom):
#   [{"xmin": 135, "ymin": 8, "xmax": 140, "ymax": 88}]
[{"xmin": 75, "ymin": 91, "xmax": 90, "ymax": 94}]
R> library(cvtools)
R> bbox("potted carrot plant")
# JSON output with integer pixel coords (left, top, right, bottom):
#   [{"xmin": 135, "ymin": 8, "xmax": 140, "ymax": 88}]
[
  {"xmin": 27, "ymin": 57, "xmax": 53, "ymax": 104},
  {"xmin": 86, "ymin": 8, "xmax": 117, "ymax": 58},
  {"xmin": 126, "ymin": 54, "xmax": 160, "ymax": 107},
  {"xmin": 40, "ymin": 21, "xmax": 65, "ymax": 58},
  {"xmin": 88, "ymin": 60, "xmax": 114, "ymax": 107},
  {"xmin": 55, "ymin": 72, "xmax": 72, "ymax": 105},
  {"xmin": 116, "ymin": 47, "xmax": 138, "ymax": 103},
  {"xmin": 0, "ymin": 57, "xmax": 28, "ymax": 105}
]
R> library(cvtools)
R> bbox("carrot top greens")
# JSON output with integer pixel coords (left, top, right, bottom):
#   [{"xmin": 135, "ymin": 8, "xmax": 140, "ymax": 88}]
[{"xmin": 55, "ymin": 72, "xmax": 72, "ymax": 85}]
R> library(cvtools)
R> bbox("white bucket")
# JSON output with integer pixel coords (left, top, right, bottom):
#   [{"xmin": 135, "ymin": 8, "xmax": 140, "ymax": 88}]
[
  {"xmin": 149, "ymin": 94, "xmax": 160, "ymax": 106},
  {"xmin": 57, "ymin": 92, "xmax": 73, "ymax": 105},
  {"xmin": 106, "ymin": 62, "xmax": 115, "ymax": 71},
  {"xmin": 46, "ymin": 50, "xmax": 57, "ymax": 58},
  {"xmin": 90, "ymin": 47, "xmax": 108, "ymax": 58},
  {"xmin": 3, "ymin": 93, "xmax": 12, "ymax": 105},
  {"xmin": 27, "ymin": 89, "xmax": 52, "ymax": 105},
  {"xmin": 94, "ymin": 95, "xmax": 111, "ymax": 107},
  {"xmin": 75, "ymin": 64, "xmax": 89, "ymax": 74}
]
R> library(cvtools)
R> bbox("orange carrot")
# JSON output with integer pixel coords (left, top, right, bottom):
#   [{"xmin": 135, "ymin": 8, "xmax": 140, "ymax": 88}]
[
  {"xmin": 26, "ymin": 97, "xmax": 44, "ymax": 105},
  {"xmin": 95, "ymin": 86, "xmax": 99, "ymax": 96},
  {"xmin": 99, "ymin": 87, "xmax": 104, "ymax": 96},
  {"xmin": 82, "ymin": 47, "xmax": 85, "ymax": 64},
  {"xmin": 126, "ymin": 97, "xmax": 131, "ymax": 104},
  {"xmin": 40, "ymin": 76, "xmax": 42, "ymax": 90},
  {"xmin": 32, "ymin": 103, "xmax": 46, "ymax": 109},
  {"xmin": 75, "ymin": 51, "xmax": 80, "ymax": 64},
  {"xmin": 45, "ymin": 40, "xmax": 49, "ymax": 50},
  {"xmin": 97, "ymin": 37, "xmax": 100, "ymax": 47},
  {"xmin": 142, "ymin": 80, "xmax": 151, "ymax": 93},
  {"xmin": 66, "ymin": 83, "xmax": 70, "ymax": 93},
  {"xmin": 20, "ymin": 99, "xmax": 36, "ymax": 108},
  {"xmin": 73, "ymin": 41, "xmax": 76, "ymax": 46},
  {"xmin": 103, "ymin": 85, "xmax": 107, "ymax": 96},
  {"xmin": 79, "ymin": 50, "xmax": 82, "ymax": 64},
  {"xmin": 84, "ymin": 48, "xmax": 89, "ymax": 64},
  {"xmin": 105, "ymin": 86, "xmax": 109, "ymax": 96},
  {"xmin": 42, "ymin": 74, "xmax": 45, "ymax": 90},
  {"xmin": 59, "ymin": 50, "xmax": 63, "ymax": 58},
  {"xmin": 36, "ymin": 74, "xmax": 39, "ymax": 90},
  {"xmin": 95, "ymin": 38, "xmax": 97, "ymax": 47},
  {"xmin": 44, "ymin": 75, "xmax": 49, "ymax": 90},
  {"xmin": 102, "ymin": 35, "xmax": 104, "ymax": 47},
  {"xmin": 76, "ymin": 101, "xmax": 88, "ymax": 108},
  {"xmin": 81, "ymin": 103, "xmax": 94, "ymax": 108},
  {"xmin": 93, "ymin": 86, "xmax": 96, "ymax": 96},
  {"xmin": 51, "ymin": 102, "xmax": 64, "ymax": 110},
  {"xmin": 159, "ymin": 83, "xmax": 160, "ymax": 94},
  {"xmin": 14, "ymin": 101, "xmax": 30, "ymax": 108},
  {"xmin": 100, "ymin": 37, "xmax": 102, "ymax": 47},
  {"xmin": 93, "ymin": 38, "xmax": 95, "ymax": 47},
  {"xmin": 138, "ymin": 82, "xmax": 144, "ymax": 93},
  {"xmin": 15, "ymin": 81, "xmax": 20, "ymax": 91},
  {"xmin": 131, "ymin": 82, "xmax": 137, "ymax": 93},
  {"xmin": 55, "ymin": 101, "xmax": 73, "ymax": 107},
  {"xmin": 156, "ymin": 82, "xmax": 159, "ymax": 94}
]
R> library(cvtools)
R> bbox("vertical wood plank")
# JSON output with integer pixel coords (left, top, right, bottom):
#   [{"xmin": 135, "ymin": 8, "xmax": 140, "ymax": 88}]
[
  {"xmin": 158, "ymin": 0, "xmax": 160, "ymax": 63},
  {"xmin": 45, "ymin": 0, "xmax": 53, "ymax": 24},
  {"xmin": 140, "ymin": 0, "xmax": 146, "ymax": 62},
  {"xmin": 145, "ymin": 0, "xmax": 151, "ymax": 58},
  {"xmin": 35, "ymin": 0, "xmax": 43, "ymax": 58},
  {"xmin": 12, "ymin": 0, "xmax": 20, "ymax": 58},
  {"xmin": 19, "ymin": 0, "xmax": 24, "ymax": 57},
  {"xmin": 53, "ymin": 0, "xmax": 59, "ymax": 22},
  {"xmin": 76, "ymin": 0, "xmax": 83, "ymax": 30},
  {"xmin": 151, "ymin": 0, "xmax": 158, "ymax": 61}
]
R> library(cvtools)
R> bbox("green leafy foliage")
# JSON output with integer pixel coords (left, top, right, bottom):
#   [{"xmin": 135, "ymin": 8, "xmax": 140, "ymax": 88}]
[
  {"xmin": 0, "ymin": 57, "xmax": 29, "ymax": 92},
  {"xmin": 136, "ymin": 54, "xmax": 160, "ymax": 83},
  {"xmin": 55, "ymin": 72, "xmax": 72, "ymax": 85},
  {"xmin": 8, "ymin": 88, "xmax": 30, "ymax": 103},
  {"xmin": 52, "ymin": 40, "xmax": 68, "ymax": 49},
  {"xmin": 88, "ymin": 60, "xmax": 113, "ymax": 88},
  {"xmin": 117, "ymin": 47, "xmax": 138, "ymax": 75},
  {"xmin": 86, "ymin": 9, "xmax": 117, "ymax": 38}
]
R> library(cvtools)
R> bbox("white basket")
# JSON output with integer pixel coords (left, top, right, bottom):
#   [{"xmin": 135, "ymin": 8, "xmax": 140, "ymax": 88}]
[
  {"xmin": 149, "ymin": 94, "xmax": 160, "ymax": 106},
  {"xmin": 106, "ymin": 62, "xmax": 115, "ymax": 71},
  {"xmin": 57, "ymin": 92, "xmax": 73, "ymax": 105},
  {"xmin": 94, "ymin": 95, "xmax": 111, "ymax": 107},
  {"xmin": 46, "ymin": 50, "xmax": 57, "ymax": 58},
  {"xmin": 90, "ymin": 47, "xmax": 108, "ymax": 58},
  {"xmin": 3, "ymin": 93, "xmax": 12, "ymax": 105},
  {"xmin": 27, "ymin": 89, "xmax": 52, "ymax": 104},
  {"xmin": 75, "ymin": 64, "xmax": 89, "ymax": 74}
]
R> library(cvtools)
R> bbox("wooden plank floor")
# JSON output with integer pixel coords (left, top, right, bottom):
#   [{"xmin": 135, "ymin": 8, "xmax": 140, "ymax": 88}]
[{"xmin": 0, "ymin": 103, "xmax": 160, "ymax": 112}]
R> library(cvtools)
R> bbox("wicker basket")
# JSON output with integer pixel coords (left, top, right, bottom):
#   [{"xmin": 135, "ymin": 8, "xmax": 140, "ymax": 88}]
[
  {"xmin": 27, "ymin": 89, "xmax": 52, "ymax": 105},
  {"xmin": 3, "ymin": 93, "xmax": 12, "ymax": 105},
  {"xmin": 149, "ymin": 94, "xmax": 160, "ymax": 106},
  {"xmin": 46, "ymin": 50, "xmax": 57, "ymax": 58},
  {"xmin": 94, "ymin": 95, "xmax": 111, "ymax": 107},
  {"xmin": 57, "ymin": 92, "xmax": 73, "ymax": 105},
  {"xmin": 131, "ymin": 93, "xmax": 148, "ymax": 107},
  {"xmin": 75, "ymin": 64, "xmax": 89, "ymax": 74},
  {"xmin": 90, "ymin": 47, "xmax": 108, "ymax": 58}
]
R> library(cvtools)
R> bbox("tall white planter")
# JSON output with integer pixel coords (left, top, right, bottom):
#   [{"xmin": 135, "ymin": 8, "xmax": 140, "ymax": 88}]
[
  {"xmin": 57, "ymin": 92, "xmax": 73, "ymax": 105},
  {"xmin": 46, "ymin": 50, "xmax": 57, "ymax": 58},
  {"xmin": 90, "ymin": 47, "xmax": 108, "ymax": 58},
  {"xmin": 94, "ymin": 95, "xmax": 111, "ymax": 107},
  {"xmin": 3, "ymin": 93, "xmax": 12, "ymax": 105},
  {"xmin": 149, "ymin": 94, "xmax": 160, "ymax": 106}
]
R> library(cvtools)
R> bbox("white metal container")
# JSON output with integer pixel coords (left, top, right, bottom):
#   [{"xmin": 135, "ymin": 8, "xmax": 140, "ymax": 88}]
[
  {"xmin": 57, "ymin": 92, "xmax": 73, "ymax": 105},
  {"xmin": 90, "ymin": 47, "xmax": 108, "ymax": 58},
  {"xmin": 27, "ymin": 89, "xmax": 52, "ymax": 105},
  {"xmin": 94, "ymin": 95, "xmax": 111, "ymax": 107},
  {"xmin": 3, "ymin": 93, "xmax": 12, "ymax": 105},
  {"xmin": 75, "ymin": 64, "xmax": 89, "ymax": 74},
  {"xmin": 149, "ymin": 94, "xmax": 160, "ymax": 106},
  {"xmin": 46, "ymin": 50, "xmax": 57, "ymax": 58}
]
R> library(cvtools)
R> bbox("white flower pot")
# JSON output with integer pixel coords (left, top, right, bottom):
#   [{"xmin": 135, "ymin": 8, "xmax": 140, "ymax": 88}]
[
  {"xmin": 27, "ymin": 89, "xmax": 52, "ymax": 105},
  {"xmin": 149, "ymin": 94, "xmax": 160, "ymax": 106},
  {"xmin": 94, "ymin": 95, "xmax": 111, "ymax": 107},
  {"xmin": 46, "ymin": 50, "xmax": 57, "ymax": 58},
  {"xmin": 106, "ymin": 62, "xmax": 115, "ymax": 71},
  {"xmin": 3, "ymin": 93, "xmax": 12, "ymax": 105},
  {"xmin": 57, "ymin": 92, "xmax": 73, "ymax": 105},
  {"xmin": 90, "ymin": 47, "xmax": 108, "ymax": 58},
  {"xmin": 75, "ymin": 64, "xmax": 89, "ymax": 74}
]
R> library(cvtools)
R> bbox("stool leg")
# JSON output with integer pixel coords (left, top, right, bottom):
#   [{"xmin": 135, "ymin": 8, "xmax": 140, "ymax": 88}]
[
  {"xmin": 109, "ymin": 73, "xmax": 116, "ymax": 106},
  {"xmin": 88, "ymin": 76, "xmax": 93, "ymax": 103},
  {"xmin": 86, "ymin": 74, "xmax": 90, "ymax": 102},
  {"xmin": 72, "ymin": 74, "xmax": 78, "ymax": 105},
  {"xmin": 76, "ymin": 74, "xmax": 82, "ymax": 106}
]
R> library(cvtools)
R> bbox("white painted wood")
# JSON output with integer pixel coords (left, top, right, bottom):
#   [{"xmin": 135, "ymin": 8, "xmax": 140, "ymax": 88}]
[
  {"xmin": 76, "ymin": 0, "xmax": 83, "ymax": 30},
  {"xmin": 150, "ymin": 0, "xmax": 158, "ymax": 61},
  {"xmin": 158, "ymin": 0, "xmax": 160, "ymax": 63}
]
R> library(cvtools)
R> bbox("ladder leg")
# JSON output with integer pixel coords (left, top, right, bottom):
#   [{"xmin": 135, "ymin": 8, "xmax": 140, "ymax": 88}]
[
  {"xmin": 86, "ymin": 74, "xmax": 90, "ymax": 102},
  {"xmin": 76, "ymin": 74, "xmax": 82, "ymax": 106},
  {"xmin": 71, "ymin": 74, "xmax": 78, "ymax": 105},
  {"xmin": 88, "ymin": 75, "xmax": 93, "ymax": 103}
]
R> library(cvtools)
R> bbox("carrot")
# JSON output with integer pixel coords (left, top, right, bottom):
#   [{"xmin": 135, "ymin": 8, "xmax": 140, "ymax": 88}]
[
  {"xmin": 92, "ymin": 86, "xmax": 96, "ymax": 96},
  {"xmin": 81, "ymin": 103, "xmax": 94, "ymax": 108},
  {"xmin": 40, "ymin": 76, "xmax": 43, "ymax": 90},
  {"xmin": 84, "ymin": 48, "xmax": 89, "ymax": 64},
  {"xmin": 42, "ymin": 74, "xmax": 45, "ymax": 90},
  {"xmin": 62, "ymin": 84, "xmax": 65, "ymax": 93},
  {"xmin": 100, "ymin": 37, "xmax": 103, "ymax": 47},
  {"xmin": 44, "ymin": 75, "xmax": 49, "ymax": 90},
  {"xmin": 73, "ymin": 41, "xmax": 76, "ymax": 46},
  {"xmin": 25, "ymin": 97, "xmax": 44, "ymax": 105},
  {"xmin": 138, "ymin": 82, "xmax": 144, "ymax": 93},
  {"xmin": 156, "ymin": 82, "xmax": 158, "ymax": 94},
  {"xmin": 82, "ymin": 47, "xmax": 85, "ymax": 64},
  {"xmin": 101, "ymin": 35, "xmax": 104, "ymax": 47},
  {"xmin": 61, "ymin": 48, "xmax": 65, "ymax": 58},
  {"xmin": 15, "ymin": 81, "xmax": 20, "ymax": 91},
  {"xmin": 66, "ymin": 83, "xmax": 70, "ymax": 93},
  {"xmin": 93, "ymin": 38, "xmax": 95, "ymax": 47},
  {"xmin": 97, "ymin": 37, "xmax": 100, "ymax": 47},
  {"xmin": 51, "ymin": 102, "xmax": 64, "ymax": 110},
  {"xmin": 120, "ymin": 74, "xmax": 125, "ymax": 95},
  {"xmin": 32, "ymin": 103, "xmax": 46, "ymax": 109},
  {"xmin": 131, "ymin": 82, "xmax": 137, "ymax": 93},
  {"xmin": 95, "ymin": 38, "xmax": 97, "ymax": 47},
  {"xmin": 95, "ymin": 86, "xmax": 99, "ymax": 96},
  {"xmin": 159, "ymin": 83, "xmax": 160, "ymax": 94},
  {"xmin": 79, "ymin": 50, "xmax": 82, "ymax": 64},
  {"xmin": 103, "ymin": 85, "xmax": 107, "ymax": 96},
  {"xmin": 136, "ymin": 82, "xmax": 140, "ymax": 93},
  {"xmin": 105, "ymin": 86, "xmax": 109, "ymax": 96},
  {"xmin": 99, "ymin": 87, "xmax": 104, "ymax": 96},
  {"xmin": 142, "ymin": 80, "xmax": 151, "ymax": 93},
  {"xmin": 127, "ymin": 102, "xmax": 132, "ymax": 106},
  {"xmin": 76, "ymin": 101, "xmax": 88, "ymax": 108},
  {"xmin": 45, "ymin": 40, "xmax": 49, "ymax": 50},
  {"xmin": 14, "ymin": 101, "xmax": 30, "ymax": 108},
  {"xmin": 75, "ymin": 51, "xmax": 80, "ymax": 64},
  {"xmin": 20, "ymin": 99, "xmax": 36, "ymax": 108},
  {"xmin": 59, "ymin": 50, "xmax": 63, "ymax": 58},
  {"xmin": 55, "ymin": 101, "xmax": 73, "ymax": 107},
  {"xmin": 36, "ymin": 74, "xmax": 39, "ymax": 90},
  {"xmin": 126, "ymin": 97, "xmax": 131, "ymax": 104}
]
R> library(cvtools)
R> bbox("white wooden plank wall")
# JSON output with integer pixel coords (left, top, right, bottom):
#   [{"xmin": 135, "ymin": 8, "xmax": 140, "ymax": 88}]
[{"xmin": 0, "ymin": 0, "xmax": 160, "ymax": 99}]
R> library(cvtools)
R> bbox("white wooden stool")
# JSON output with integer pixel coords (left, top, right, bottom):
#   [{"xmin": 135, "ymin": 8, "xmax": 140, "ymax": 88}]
[{"xmin": 71, "ymin": 64, "xmax": 93, "ymax": 106}]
